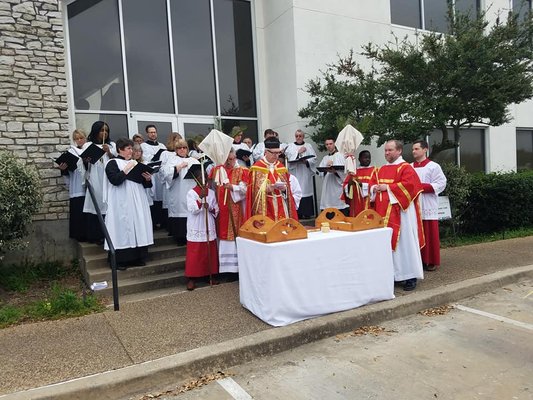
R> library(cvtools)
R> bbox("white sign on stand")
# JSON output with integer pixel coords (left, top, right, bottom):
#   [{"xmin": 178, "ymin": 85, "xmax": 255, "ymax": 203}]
[{"xmin": 438, "ymin": 196, "xmax": 452, "ymax": 220}]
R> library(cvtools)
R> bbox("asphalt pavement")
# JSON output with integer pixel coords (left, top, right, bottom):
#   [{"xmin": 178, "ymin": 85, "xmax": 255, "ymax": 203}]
[{"xmin": 0, "ymin": 236, "xmax": 532, "ymax": 400}]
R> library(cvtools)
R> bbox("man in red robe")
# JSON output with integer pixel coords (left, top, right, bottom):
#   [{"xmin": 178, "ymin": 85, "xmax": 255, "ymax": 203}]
[
  {"xmin": 342, "ymin": 150, "xmax": 377, "ymax": 216},
  {"xmin": 210, "ymin": 148, "xmax": 249, "ymax": 276},
  {"xmin": 246, "ymin": 137, "xmax": 298, "ymax": 221},
  {"xmin": 370, "ymin": 140, "xmax": 425, "ymax": 291}
]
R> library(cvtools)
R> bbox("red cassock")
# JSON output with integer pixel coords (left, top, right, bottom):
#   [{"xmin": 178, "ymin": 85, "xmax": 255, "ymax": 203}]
[
  {"xmin": 342, "ymin": 166, "xmax": 377, "ymax": 217},
  {"xmin": 245, "ymin": 159, "xmax": 298, "ymax": 221},
  {"xmin": 370, "ymin": 162, "xmax": 425, "ymax": 251},
  {"xmin": 209, "ymin": 164, "xmax": 249, "ymax": 241}
]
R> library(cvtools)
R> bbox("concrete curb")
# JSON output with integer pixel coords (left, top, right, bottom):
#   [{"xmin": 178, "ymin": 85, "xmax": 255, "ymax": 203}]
[{"xmin": 3, "ymin": 265, "xmax": 532, "ymax": 400}]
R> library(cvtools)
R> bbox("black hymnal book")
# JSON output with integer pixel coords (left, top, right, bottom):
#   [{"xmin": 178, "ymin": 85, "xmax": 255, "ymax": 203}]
[
  {"xmin": 151, "ymin": 148, "xmax": 166, "ymax": 162},
  {"xmin": 184, "ymin": 163, "xmax": 207, "ymax": 180},
  {"xmin": 288, "ymin": 154, "xmax": 315, "ymax": 163},
  {"xmin": 55, "ymin": 151, "xmax": 79, "ymax": 172},
  {"xmin": 147, "ymin": 160, "xmax": 162, "ymax": 173},
  {"xmin": 80, "ymin": 143, "xmax": 106, "ymax": 164},
  {"xmin": 236, "ymin": 148, "xmax": 252, "ymax": 160},
  {"xmin": 317, "ymin": 165, "xmax": 344, "ymax": 173},
  {"xmin": 126, "ymin": 162, "xmax": 155, "ymax": 184}
]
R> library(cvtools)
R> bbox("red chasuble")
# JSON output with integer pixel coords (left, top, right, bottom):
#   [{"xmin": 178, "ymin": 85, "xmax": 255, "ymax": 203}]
[
  {"xmin": 209, "ymin": 164, "xmax": 249, "ymax": 241},
  {"xmin": 245, "ymin": 159, "xmax": 298, "ymax": 221},
  {"xmin": 370, "ymin": 162, "xmax": 425, "ymax": 251},
  {"xmin": 342, "ymin": 166, "xmax": 377, "ymax": 217}
]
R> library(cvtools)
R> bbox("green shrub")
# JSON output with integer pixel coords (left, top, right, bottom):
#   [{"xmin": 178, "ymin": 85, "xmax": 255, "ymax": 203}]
[
  {"xmin": 0, "ymin": 151, "xmax": 43, "ymax": 255},
  {"xmin": 461, "ymin": 170, "xmax": 533, "ymax": 234},
  {"xmin": 440, "ymin": 163, "xmax": 471, "ymax": 236}
]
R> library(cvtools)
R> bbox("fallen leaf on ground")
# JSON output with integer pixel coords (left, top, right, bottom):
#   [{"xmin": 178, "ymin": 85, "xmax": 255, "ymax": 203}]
[{"xmin": 418, "ymin": 305, "xmax": 454, "ymax": 316}]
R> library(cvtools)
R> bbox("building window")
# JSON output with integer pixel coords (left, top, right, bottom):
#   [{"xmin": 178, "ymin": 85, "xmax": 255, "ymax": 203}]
[
  {"xmin": 391, "ymin": 0, "xmax": 480, "ymax": 32},
  {"xmin": 517, "ymin": 130, "xmax": 533, "ymax": 170},
  {"xmin": 513, "ymin": 0, "xmax": 532, "ymax": 21},
  {"xmin": 66, "ymin": 0, "xmax": 257, "ymax": 135},
  {"xmin": 428, "ymin": 128, "xmax": 485, "ymax": 172}
]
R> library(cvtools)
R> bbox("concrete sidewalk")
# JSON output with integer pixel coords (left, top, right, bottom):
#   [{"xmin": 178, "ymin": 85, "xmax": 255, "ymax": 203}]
[{"xmin": 1, "ymin": 236, "xmax": 533, "ymax": 400}]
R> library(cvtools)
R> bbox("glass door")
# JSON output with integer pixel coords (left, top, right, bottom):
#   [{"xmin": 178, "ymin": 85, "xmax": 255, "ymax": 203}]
[
  {"xmin": 130, "ymin": 114, "xmax": 178, "ymax": 148},
  {"xmin": 178, "ymin": 116, "xmax": 215, "ymax": 141}
]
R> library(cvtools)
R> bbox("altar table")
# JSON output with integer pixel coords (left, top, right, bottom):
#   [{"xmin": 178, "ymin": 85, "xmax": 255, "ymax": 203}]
[{"xmin": 237, "ymin": 228, "xmax": 395, "ymax": 326}]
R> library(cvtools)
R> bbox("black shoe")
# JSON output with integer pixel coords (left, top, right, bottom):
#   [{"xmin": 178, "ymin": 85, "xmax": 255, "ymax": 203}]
[
  {"xmin": 117, "ymin": 263, "xmax": 128, "ymax": 271},
  {"xmin": 403, "ymin": 278, "xmax": 417, "ymax": 291},
  {"xmin": 131, "ymin": 260, "xmax": 146, "ymax": 267}
]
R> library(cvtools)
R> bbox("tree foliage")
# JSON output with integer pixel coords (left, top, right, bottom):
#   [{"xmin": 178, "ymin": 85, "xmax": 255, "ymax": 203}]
[
  {"xmin": 299, "ymin": 8, "xmax": 533, "ymax": 154},
  {"xmin": 0, "ymin": 151, "xmax": 43, "ymax": 255}
]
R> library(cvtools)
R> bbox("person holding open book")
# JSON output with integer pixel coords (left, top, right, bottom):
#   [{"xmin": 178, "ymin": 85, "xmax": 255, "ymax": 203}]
[
  {"xmin": 141, "ymin": 125, "xmax": 167, "ymax": 230},
  {"xmin": 104, "ymin": 137, "xmax": 154, "ymax": 270},
  {"xmin": 57, "ymin": 129, "xmax": 90, "ymax": 241},
  {"xmin": 284, "ymin": 129, "xmax": 317, "ymax": 219},
  {"xmin": 160, "ymin": 138, "xmax": 200, "ymax": 246},
  {"xmin": 83, "ymin": 121, "xmax": 116, "ymax": 245},
  {"xmin": 318, "ymin": 137, "xmax": 348, "ymax": 215}
]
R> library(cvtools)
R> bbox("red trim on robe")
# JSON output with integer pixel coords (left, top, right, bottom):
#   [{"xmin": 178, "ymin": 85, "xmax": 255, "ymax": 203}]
[{"xmin": 370, "ymin": 162, "xmax": 425, "ymax": 251}]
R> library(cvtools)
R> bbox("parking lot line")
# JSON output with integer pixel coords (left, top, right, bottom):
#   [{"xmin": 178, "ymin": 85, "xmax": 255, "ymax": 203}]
[
  {"xmin": 217, "ymin": 377, "xmax": 253, "ymax": 400},
  {"xmin": 455, "ymin": 304, "xmax": 533, "ymax": 331}
]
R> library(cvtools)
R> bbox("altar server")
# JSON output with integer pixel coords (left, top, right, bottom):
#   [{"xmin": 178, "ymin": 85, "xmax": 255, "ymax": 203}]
[
  {"xmin": 342, "ymin": 150, "xmax": 377, "ymax": 217},
  {"xmin": 318, "ymin": 137, "xmax": 348, "ymax": 214}
]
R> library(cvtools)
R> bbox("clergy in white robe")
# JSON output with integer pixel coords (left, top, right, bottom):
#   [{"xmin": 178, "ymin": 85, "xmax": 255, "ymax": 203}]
[
  {"xmin": 160, "ymin": 138, "xmax": 200, "ymax": 246},
  {"xmin": 104, "ymin": 138, "xmax": 154, "ymax": 270},
  {"xmin": 82, "ymin": 121, "xmax": 117, "ymax": 245},
  {"xmin": 284, "ymin": 129, "xmax": 317, "ymax": 218},
  {"xmin": 318, "ymin": 139, "xmax": 348, "ymax": 214},
  {"xmin": 141, "ymin": 125, "xmax": 167, "ymax": 229}
]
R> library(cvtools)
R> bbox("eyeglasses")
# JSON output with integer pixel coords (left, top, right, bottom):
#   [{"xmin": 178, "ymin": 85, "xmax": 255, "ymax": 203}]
[{"xmin": 266, "ymin": 150, "xmax": 282, "ymax": 155}]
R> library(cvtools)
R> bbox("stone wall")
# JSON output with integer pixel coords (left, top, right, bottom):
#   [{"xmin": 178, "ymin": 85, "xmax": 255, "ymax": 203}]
[{"xmin": 0, "ymin": 0, "xmax": 69, "ymax": 223}]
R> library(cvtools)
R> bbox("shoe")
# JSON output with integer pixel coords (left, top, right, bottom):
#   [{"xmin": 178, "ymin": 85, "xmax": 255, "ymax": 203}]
[
  {"xmin": 131, "ymin": 260, "xmax": 146, "ymax": 267},
  {"xmin": 186, "ymin": 279, "xmax": 195, "ymax": 291},
  {"xmin": 117, "ymin": 263, "xmax": 128, "ymax": 271},
  {"xmin": 425, "ymin": 264, "xmax": 438, "ymax": 272},
  {"xmin": 403, "ymin": 278, "xmax": 417, "ymax": 291}
]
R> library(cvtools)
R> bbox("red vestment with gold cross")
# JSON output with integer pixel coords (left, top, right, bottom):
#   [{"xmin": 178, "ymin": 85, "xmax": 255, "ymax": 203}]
[{"xmin": 245, "ymin": 159, "xmax": 298, "ymax": 222}]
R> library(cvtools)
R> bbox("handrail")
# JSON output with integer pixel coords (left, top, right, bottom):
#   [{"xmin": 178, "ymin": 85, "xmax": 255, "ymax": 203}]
[{"xmin": 85, "ymin": 174, "xmax": 120, "ymax": 311}]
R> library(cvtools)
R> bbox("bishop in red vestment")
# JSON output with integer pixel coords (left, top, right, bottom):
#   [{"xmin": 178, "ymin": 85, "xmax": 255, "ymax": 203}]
[{"xmin": 245, "ymin": 138, "xmax": 298, "ymax": 222}]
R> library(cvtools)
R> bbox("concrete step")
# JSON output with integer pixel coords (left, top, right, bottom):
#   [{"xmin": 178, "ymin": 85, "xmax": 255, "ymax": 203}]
[
  {"xmin": 95, "ymin": 270, "xmax": 185, "ymax": 297},
  {"xmin": 83, "ymin": 244, "xmax": 186, "ymax": 270},
  {"xmin": 86, "ymin": 256, "xmax": 185, "ymax": 283},
  {"xmin": 77, "ymin": 231, "xmax": 176, "ymax": 257}
]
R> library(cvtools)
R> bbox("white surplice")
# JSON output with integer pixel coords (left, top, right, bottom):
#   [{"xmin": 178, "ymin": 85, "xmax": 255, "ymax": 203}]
[
  {"xmin": 141, "ymin": 141, "xmax": 167, "ymax": 202},
  {"xmin": 318, "ymin": 152, "xmax": 347, "ymax": 210},
  {"xmin": 284, "ymin": 142, "xmax": 317, "ymax": 197},
  {"xmin": 186, "ymin": 188, "xmax": 219, "ymax": 242},
  {"xmin": 411, "ymin": 160, "xmax": 447, "ymax": 220},
  {"xmin": 160, "ymin": 154, "xmax": 199, "ymax": 218},
  {"xmin": 103, "ymin": 158, "xmax": 154, "ymax": 251},
  {"xmin": 83, "ymin": 141, "xmax": 117, "ymax": 215}
]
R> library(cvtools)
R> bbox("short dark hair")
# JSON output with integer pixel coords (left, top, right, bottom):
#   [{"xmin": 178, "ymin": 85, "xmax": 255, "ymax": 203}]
[
  {"xmin": 264, "ymin": 129, "xmax": 275, "ymax": 138},
  {"xmin": 116, "ymin": 137, "xmax": 134, "ymax": 151},
  {"xmin": 145, "ymin": 124, "xmax": 156, "ymax": 132},
  {"xmin": 324, "ymin": 137, "xmax": 336, "ymax": 143},
  {"xmin": 413, "ymin": 139, "xmax": 429, "ymax": 149},
  {"xmin": 358, "ymin": 150, "xmax": 371, "ymax": 158}
]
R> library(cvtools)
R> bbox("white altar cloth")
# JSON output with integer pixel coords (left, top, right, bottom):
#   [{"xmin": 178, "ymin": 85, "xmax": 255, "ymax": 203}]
[{"xmin": 237, "ymin": 228, "xmax": 395, "ymax": 326}]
